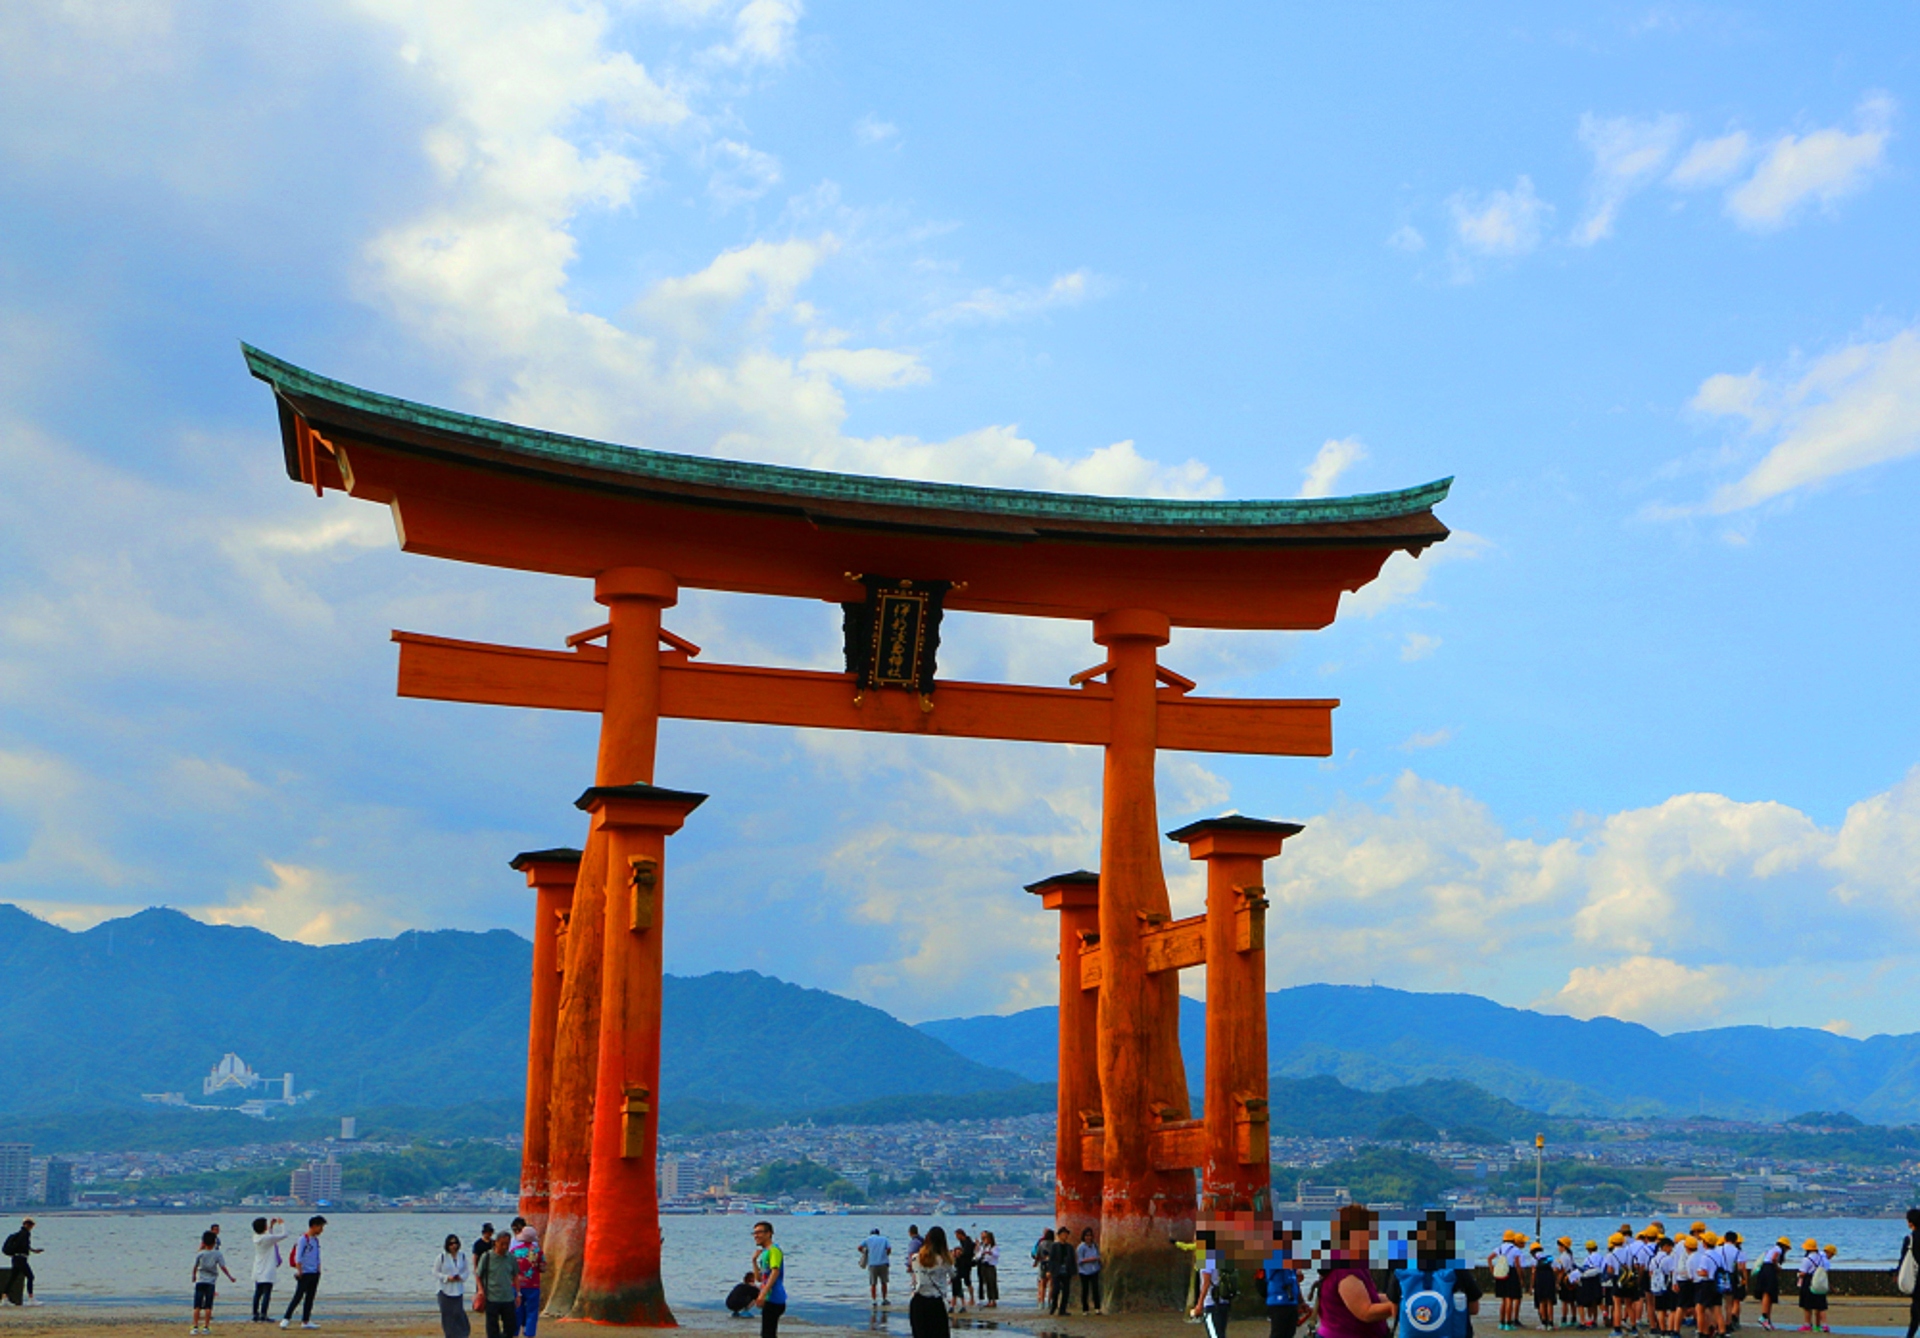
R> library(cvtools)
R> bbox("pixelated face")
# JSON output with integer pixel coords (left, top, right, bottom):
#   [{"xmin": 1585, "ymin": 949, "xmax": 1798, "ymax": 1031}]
[
  {"xmin": 1413, "ymin": 1212, "xmax": 1457, "ymax": 1271},
  {"xmin": 1199, "ymin": 1211, "xmax": 1271, "ymax": 1268}
]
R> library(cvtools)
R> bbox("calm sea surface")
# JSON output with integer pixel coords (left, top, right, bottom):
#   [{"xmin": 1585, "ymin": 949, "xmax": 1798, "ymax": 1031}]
[{"xmin": 12, "ymin": 1213, "xmax": 1910, "ymax": 1323}]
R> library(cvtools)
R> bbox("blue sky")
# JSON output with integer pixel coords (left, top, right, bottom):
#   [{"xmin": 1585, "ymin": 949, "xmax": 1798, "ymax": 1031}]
[{"xmin": 4, "ymin": 2, "xmax": 1919, "ymax": 1036}]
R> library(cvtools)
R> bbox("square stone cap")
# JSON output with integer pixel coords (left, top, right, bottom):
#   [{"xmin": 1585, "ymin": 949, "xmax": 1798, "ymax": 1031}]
[
  {"xmin": 575, "ymin": 782, "xmax": 710, "ymax": 811},
  {"xmin": 510, "ymin": 847, "xmax": 583, "ymax": 871},
  {"xmin": 1165, "ymin": 815, "xmax": 1304, "ymax": 843},
  {"xmin": 1023, "ymin": 869, "xmax": 1099, "ymax": 894}
]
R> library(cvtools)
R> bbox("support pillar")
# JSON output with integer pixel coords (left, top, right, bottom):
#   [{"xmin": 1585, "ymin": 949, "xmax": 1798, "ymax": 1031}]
[
  {"xmin": 573, "ymin": 782, "xmax": 705, "ymax": 1326},
  {"xmin": 545, "ymin": 566, "xmax": 677, "ymax": 1317},
  {"xmin": 1168, "ymin": 816, "xmax": 1301, "ymax": 1218},
  {"xmin": 511, "ymin": 846, "xmax": 582, "ymax": 1233},
  {"xmin": 1091, "ymin": 608, "xmax": 1195, "ymax": 1309},
  {"xmin": 1026, "ymin": 870, "xmax": 1103, "ymax": 1236}
]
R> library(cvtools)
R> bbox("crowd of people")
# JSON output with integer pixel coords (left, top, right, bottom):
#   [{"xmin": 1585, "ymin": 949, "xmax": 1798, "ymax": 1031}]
[
  {"xmin": 9, "ymin": 1204, "xmax": 1920, "ymax": 1337},
  {"xmin": 1185, "ymin": 1205, "xmax": 1885, "ymax": 1338},
  {"xmin": 1479, "ymin": 1221, "xmax": 1843, "ymax": 1336}
]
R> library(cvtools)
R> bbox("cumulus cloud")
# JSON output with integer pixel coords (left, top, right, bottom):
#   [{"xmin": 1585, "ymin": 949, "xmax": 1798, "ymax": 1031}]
[
  {"xmin": 1573, "ymin": 111, "xmax": 1684, "ymax": 244},
  {"xmin": 1252, "ymin": 766, "xmax": 1920, "ymax": 1030},
  {"xmin": 1386, "ymin": 225, "xmax": 1426, "ymax": 253},
  {"xmin": 1543, "ymin": 955, "xmax": 1732, "ymax": 1029},
  {"xmin": 1668, "ymin": 131, "xmax": 1752, "ymax": 189},
  {"xmin": 1725, "ymin": 94, "xmax": 1894, "ymax": 230},
  {"xmin": 1686, "ymin": 328, "xmax": 1920, "ymax": 513},
  {"xmin": 1299, "ymin": 436, "xmax": 1367, "ymax": 498},
  {"xmin": 705, "ymin": 138, "xmax": 781, "ymax": 206},
  {"xmin": 192, "ymin": 860, "xmax": 410, "ymax": 944},
  {"xmin": 1449, "ymin": 176, "xmax": 1552, "ymax": 257}
]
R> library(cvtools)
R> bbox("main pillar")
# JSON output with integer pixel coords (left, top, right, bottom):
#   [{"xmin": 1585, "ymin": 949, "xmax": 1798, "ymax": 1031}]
[
  {"xmin": 1027, "ymin": 870, "xmax": 1104, "ymax": 1237},
  {"xmin": 1168, "ymin": 816, "xmax": 1300, "ymax": 1217},
  {"xmin": 511, "ymin": 846, "xmax": 582, "ymax": 1233},
  {"xmin": 1092, "ymin": 608, "xmax": 1195, "ymax": 1309},
  {"xmin": 574, "ymin": 781, "xmax": 706, "ymax": 1325},
  {"xmin": 545, "ymin": 566, "xmax": 678, "ymax": 1317}
]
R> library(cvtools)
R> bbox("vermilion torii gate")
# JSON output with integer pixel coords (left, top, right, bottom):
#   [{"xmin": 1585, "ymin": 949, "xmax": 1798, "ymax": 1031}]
[{"xmin": 243, "ymin": 345, "xmax": 1450, "ymax": 1320}]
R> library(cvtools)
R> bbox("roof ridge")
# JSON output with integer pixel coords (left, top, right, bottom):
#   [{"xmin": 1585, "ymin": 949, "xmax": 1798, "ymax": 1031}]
[{"xmin": 242, "ymin": 343, "xmax": 1452, "ymax": 527}]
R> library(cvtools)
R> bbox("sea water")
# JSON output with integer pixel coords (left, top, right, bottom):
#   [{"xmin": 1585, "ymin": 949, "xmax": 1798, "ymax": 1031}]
[{"xmin": 9, "ymin": 1212, "xmax": 1908, "ymax": 1324}]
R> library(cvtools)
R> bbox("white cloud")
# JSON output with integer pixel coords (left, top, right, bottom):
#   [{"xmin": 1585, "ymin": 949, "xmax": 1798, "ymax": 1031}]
[
  {"xmin": 192, "ymin": 860, "xmax": 409, "ymax": 944},
  {"xmin": 1726, "ymin": 94, "xmax": 1894, "ymax": 230},
  {"xmin": 1400, "ymin": 632, "xmax": 1441, "ymax": 662},
  {"xmin": 1342, "ymin": 529, "xmax": 1491, "ymax": 618},
  {"xmin": 1400, "ymin": 729, "xmax": 1453, "ymax": 752},
  {"xmin": 1574, "ymin": 111, "xmax": 1684, "ymax": 244},
  {"xmin": 1299, "ymin": 436, "xmax": 1367, "ymax": 498},
  {"xmin": 1668, "ymin": 131, "xmax": 1752, "ymax": 188},
  {"xmin": 798, "ymin": 346, "xmax": 930, "ymax": 389},
  {"xmin": 1386, "ymin": 224, "xmax": 1426, "ymax": 253},
  {"xmin": 1449, "ymin": 176, "xmax": 1552, "ymax": 257},
  {"xmin": 854, "ymin": 114, "xmax": 898, "ymax": 145},
  {"xmin": 1543, "ymin": 955, "xmax": 1732, "ymax": 1029},
  {"xmin": 705, "ymin": 138, "xmax": 781, "ymax": 206},
  {"xmin": 1688, "ymin": 328, "xmax": 1920, "ymax": 513},
  {"xmin": 934, "ymin": 269, "xmax": 1099, "ymax": 324}
]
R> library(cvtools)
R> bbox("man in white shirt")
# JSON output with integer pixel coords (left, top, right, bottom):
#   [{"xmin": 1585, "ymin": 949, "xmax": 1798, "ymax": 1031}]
[
  {"xmin": 250, "ymin": 1216, "xmax": 287, "ymax": 1324},
  {"xmin": 859, "ymin": 1227, "xmax": 892, "ymax": 1306}
]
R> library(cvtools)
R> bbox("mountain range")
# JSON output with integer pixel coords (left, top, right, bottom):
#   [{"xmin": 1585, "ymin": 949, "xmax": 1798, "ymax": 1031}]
[
  {"xmin": 920, "ymin": 984, "xmax": 1920, "ymax": 1123},
  {"xmin": 8, "ymin": 904, "xmax": 1920, "ymax": 1150}
]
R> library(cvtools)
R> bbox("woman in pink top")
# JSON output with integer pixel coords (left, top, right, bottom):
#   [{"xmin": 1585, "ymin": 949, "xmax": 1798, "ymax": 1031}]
[{"xmin": 1317, "ymin": 1206, "xmax": 1393, "ymax": 1338}]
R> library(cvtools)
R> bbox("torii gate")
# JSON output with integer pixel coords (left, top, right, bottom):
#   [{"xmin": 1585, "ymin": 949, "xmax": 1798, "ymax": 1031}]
[{"xmin": 243, "ymin": 345, "xmax": 1450, "ymax": 1319}]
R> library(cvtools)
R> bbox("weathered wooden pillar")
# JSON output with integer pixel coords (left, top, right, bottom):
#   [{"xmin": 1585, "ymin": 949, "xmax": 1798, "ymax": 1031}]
[
  {"xmin": 545, "ymin": 566, "xmax": 677, "ymax": 1317},
  {"xmin": 1092, "ymin": 608, "xmax": 1195, "ymax": 1309},
  {"xmin": 511, "ymin": 847, "xmax": 581, "ymax": 1233},
  {"xmin": 1168, "ymin": 816, "xmax": 1300, "ymax": 1218},
  {"xmin": 1027, "ymin": 870, "xmax": 1104, "ymax": 1236},
  {"xmin": 573, "ymin": 781, "xmax": 705, "ymax": 1326}
]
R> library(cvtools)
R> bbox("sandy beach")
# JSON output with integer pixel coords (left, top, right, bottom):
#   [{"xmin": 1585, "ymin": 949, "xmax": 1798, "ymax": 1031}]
[{"xmin": 2, "ymin": 1298, "xmax": 1915, "ymax": 1338}]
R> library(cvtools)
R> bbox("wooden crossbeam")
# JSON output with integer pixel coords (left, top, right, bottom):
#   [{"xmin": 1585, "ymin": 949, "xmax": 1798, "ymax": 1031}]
[
  {"xmin": 391, "ymin": 631, "xmax": 1337, "ymax": 756},
  {"xmin": 1078, "ymin": 912, "xmax": 1207, "ymax": 991}
]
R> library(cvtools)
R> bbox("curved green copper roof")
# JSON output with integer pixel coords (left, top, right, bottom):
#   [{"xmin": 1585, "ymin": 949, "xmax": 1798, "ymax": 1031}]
[{"xmin": 243, "ymin": 343, "xmax": 1450, "ymax": 531}]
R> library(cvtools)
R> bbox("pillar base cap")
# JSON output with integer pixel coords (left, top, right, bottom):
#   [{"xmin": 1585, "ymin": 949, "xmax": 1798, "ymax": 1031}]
[{"xmin": 511, "ymin": 847, "xmax": 584, "ymax": 871}]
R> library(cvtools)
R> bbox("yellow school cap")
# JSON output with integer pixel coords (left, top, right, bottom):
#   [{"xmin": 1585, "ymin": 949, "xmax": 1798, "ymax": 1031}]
[{"xmin": 1803, "ymin": 1239, "xmax": 1818, "ymax": 1250}]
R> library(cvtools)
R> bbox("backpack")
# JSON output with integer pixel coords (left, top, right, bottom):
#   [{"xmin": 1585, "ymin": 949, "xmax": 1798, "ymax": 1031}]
[
  {"xmin": 1399, "ymin": 1267, "xmax": 1469, "ymax": 1338},
  {"xmin": 0, "ymin": 1233, "xmax": 22, "ymax": 1258},
  {"xmin": 1265, "ymin": 1261, "xmax": 1301, "ymax": 1307},
  {"xmin": 1212, "ymin": 1257, "xmax": 1242, "ymax": 1305},
  {"xmin": 1902, "ymin": 1238, "xmax": 1918, "ymax": 1296},
  {"xmin": 1491, "ymin": 1251, "xmax": 1511, "ymax": 1280},
  {"xmin": 1810, "ymin": 1265, "xmax": 1829, "ymax": 1296}
]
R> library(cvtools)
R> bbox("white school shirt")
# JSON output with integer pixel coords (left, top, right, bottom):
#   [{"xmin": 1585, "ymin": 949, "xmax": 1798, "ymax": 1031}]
[
  {"xmin": 252, "ymin": 1228, "xmax": 288, "ymax": 1285},
  {"xmin": 1693, "ymin": 1248, "xmax": 1717, "ymax": 1284},
  {"xmin": 1583, "ymin": 1251, "xmax": 1605, "ymax": 1276},
  {"xmin": 1763, "ymin": 1245, "xmax": 1785, "ymax": 1268},
  {"xmin": 1724, "ymin": 1245, "xmax": 1745, "ymax": 1277},
  {"xmin": 1648, "ymin": 1251, "xmax": 1671, "ymax": 1292},
  {"xmin": 1606, "ymin": 1247, "xmax": 1632, "ymax": 1277},
  {"xmin": 1799, "ymin": 1252, "xmax": 1824, "ymax": 1277}
]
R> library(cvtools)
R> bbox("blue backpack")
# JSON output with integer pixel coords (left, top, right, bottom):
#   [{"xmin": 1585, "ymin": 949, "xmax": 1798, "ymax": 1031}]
[
  {"xmin": 1399, "ymin": 1267, "xmax": 1469, "ymax": 1338},
  {"xmin": 1265, "ymin": 1260, "xmax": 1301, "ymax": 1307}
]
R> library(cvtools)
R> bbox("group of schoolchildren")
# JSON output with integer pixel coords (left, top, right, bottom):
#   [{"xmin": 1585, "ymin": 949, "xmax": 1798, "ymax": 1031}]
[
  {"xmin": 1482, "ymin": 1223, "xmax": 1839, "ymax": 1336},
  {"xmin": 1183, "ymin": 1207, "xmax": 1849, "ymax": 1338}
]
